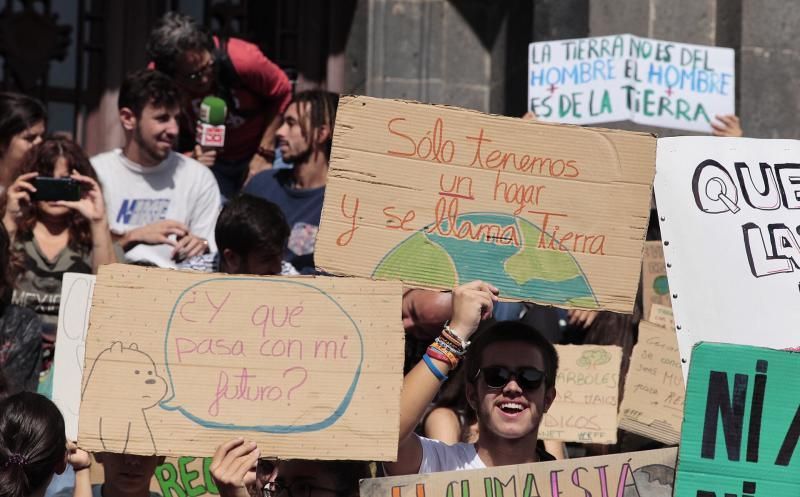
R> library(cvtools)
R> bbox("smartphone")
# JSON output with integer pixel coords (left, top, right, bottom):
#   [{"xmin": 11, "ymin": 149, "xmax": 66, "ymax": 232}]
[{"xmin": 31, "ymin": 177, "xmax": 81, "ymax": 202}]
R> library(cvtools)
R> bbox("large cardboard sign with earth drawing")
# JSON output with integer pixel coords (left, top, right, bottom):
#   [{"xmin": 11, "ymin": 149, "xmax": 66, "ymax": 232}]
[
  {"xmin": 528, "ymin": 34, "xmax": 734, "ymax": 132},
  {"xmin": 675, "ymin": 343, "xmax": 800, "ymax": 495},
  {"xmin": 655, "ymin": 137, "xmax": 800, "ymax": 376},
  {"xmin": 361, "ymin": 448, "xmax": 677, "ymax": 497},
  {"xmin": 316, "ymin": 96, "xmax": 656, "ymax": 313},
  {"xmin": 77, "ymin": 264, "xmax": 403, "ymax": 459}
]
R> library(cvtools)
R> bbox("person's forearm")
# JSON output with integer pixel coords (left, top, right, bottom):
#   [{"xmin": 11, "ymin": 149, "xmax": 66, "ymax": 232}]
[
  {"xmin": 90, "ymin": 220, "xmax": 117, "ymax": 272},
  {"xmin": 3, "ymin": 213, "xmax": 17, "ymax": 240},
  {"xmin": 250, "ymin": 115, "xmax": 282, "ymax": 169},
  {"xmin": 399, "ymin": 356, "xmax": 452, "ymax": 442},
  {"xmin": 72, "ymin": 466, "xmax": 92, "ymax": 497}
]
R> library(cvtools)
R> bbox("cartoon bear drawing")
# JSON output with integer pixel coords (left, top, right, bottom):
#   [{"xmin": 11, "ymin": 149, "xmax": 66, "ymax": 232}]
[{"xmin": 81, "ymin": 342, "xmax": 167, "ymax": 453}]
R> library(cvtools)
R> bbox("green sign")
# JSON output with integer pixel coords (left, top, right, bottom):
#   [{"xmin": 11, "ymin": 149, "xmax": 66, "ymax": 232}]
[{"xmin": 675, "ymin": 342, "xmax": 800, "ymax": 496}]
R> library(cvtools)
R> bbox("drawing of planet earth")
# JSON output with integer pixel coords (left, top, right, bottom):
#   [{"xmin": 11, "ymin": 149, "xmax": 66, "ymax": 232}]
[
  {"xmin": 622, "ymin": 464, "xmax": 674, "ymax": 497},
  {"xmin": 373, "ymin": 212, "xmax": 598, "ymax": 307}
]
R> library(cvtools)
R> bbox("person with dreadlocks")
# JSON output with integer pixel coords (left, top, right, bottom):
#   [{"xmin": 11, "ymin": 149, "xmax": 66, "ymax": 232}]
[{"xmin": 243, "ymin": 90, "xmax": 338, "ymax": 274}]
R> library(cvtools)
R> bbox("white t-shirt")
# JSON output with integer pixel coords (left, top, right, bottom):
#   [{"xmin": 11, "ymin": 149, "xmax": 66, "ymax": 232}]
[
  {"xmin": 418, "ymin": 435, "xmax": 486, "ymax": 473},
  {"xmin": 92, "ymin": 149, "xmax": 221, "ymax": 268}
]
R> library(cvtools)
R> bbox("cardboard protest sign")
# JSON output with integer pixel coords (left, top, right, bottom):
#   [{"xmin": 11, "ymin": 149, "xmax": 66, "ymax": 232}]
[
  {"xmin": 655, "ymin": 137, "xmax": 800, "ymax": 376},
  {"xmin": 528, "ymin": 34, "xmax": 734, "ymax": 132},
  {"xmin": 90, "ymin": 455, "xmax": 220, "ymax": 497},
  {"xmin": 362, "ymin": 448, "xmax": 677, "ymax": 497},
  {"xmin": 676, "ymin": 342, "xmax": 800, "ymax": 496},
  {"xmin": 52, "ymin": 273, "xmax": 96, "ymax": 440},
  {"xmin": 316, "ymin": 95, "xmax": 655, "ymax": 313},
  {"xmin": 641, "ymin": 241, "xmax": 671, "ymax": 321},
  {"xmin": 618, "ymin": 321, "xmax": 684, "ymax": 445},
  {"xmin": 153, "ymin": 457, "xmax": 218, "ymax": 497},
  {"xmin": 540, "ymin": 345, "xmax": 621, "ymax": 444},
  {"xmin": 648, "ymin": 304, "xmax": 674, "ymax": 330},
  {"xmin": 77, "ymin": 264, "xmax": 403, "ymax": 460}
]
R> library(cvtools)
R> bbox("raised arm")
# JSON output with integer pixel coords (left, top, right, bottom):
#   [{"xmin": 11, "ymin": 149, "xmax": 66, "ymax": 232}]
[{"xmin": 386, "ymin": 281, "xmax": 498, "ymax": 476}]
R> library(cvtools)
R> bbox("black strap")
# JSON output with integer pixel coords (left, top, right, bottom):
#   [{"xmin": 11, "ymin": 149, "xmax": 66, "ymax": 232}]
[{"xmin": 213, "ymin": 37, "xmax": 269, "ymax": 119}]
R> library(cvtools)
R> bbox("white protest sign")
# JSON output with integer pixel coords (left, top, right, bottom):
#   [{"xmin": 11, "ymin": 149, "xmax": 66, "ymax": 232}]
[
  {"xmin": 654, "ymin": 137, "xmax": 800, "ymax": 378},
  {"xmin": 528, "ymin": 34, "xmax": 735, "ymax": 132},
  {"xmin": 52, "ymin": 273, "xmax": 96, "ymax": 440}
]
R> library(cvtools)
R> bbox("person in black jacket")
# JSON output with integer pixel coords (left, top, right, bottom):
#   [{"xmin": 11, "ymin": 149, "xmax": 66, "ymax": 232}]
[{"xmin": 0, "ymin": 221, "xmax": 42, "ymax": 394}]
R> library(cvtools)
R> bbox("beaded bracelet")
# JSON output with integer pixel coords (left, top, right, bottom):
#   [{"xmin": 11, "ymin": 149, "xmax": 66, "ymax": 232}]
[
  {"xmin": 433, "ymin": 336, "xmax": 464, "ymax": 358},
  {"xmin": 428, "ymin": 342, "xmax": 459, "ymax": 368},
  {"xmin": 442, "ymin": 322, "xmax": 470, "ymax": 351}
]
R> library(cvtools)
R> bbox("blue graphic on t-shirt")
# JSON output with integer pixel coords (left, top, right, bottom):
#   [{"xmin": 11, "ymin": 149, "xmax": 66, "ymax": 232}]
[{"xmin": 116, "ymin": 199, "xmax": 170, "ymax": 225}]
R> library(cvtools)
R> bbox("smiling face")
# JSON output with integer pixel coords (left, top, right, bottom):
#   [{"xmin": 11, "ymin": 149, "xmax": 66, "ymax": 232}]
[
  {"xmin": 128, "ymin": 102, "xmax": 179, "ymax": 166},
  {"xmin": 467, "ymin": 341, "xmax": 556, "ymax": 443}
]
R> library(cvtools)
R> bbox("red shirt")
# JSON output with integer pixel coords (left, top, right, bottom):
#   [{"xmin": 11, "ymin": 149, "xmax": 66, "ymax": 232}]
[{"xmin": 186, "ymin": 37, "xmax": 291, "ymax": 162}]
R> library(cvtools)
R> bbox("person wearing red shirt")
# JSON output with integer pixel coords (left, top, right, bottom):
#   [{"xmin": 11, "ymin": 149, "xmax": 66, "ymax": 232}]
[{"xmin": 146, "ymin": 12, "xmax": 292, "ymax": 198}]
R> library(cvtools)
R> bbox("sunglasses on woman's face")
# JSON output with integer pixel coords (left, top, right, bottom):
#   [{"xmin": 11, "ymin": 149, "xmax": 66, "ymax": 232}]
[{"xmin": 475, "ymin": 366, "xmax": 546, "ymax": 391}]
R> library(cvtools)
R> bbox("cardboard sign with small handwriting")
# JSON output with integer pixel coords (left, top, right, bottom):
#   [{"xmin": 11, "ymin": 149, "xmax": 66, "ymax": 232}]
[
  {"xmin": 316, "ymin": 96, "xmax": 656, "ymax": 313},
  {"xmin": 361, "ymin": 448, "xmax": 677, "ymax": 497},
  {"xmin": 77, "ymin": 264, "xmax": 404, "ymax": 460},
  {"xmin": 641, "ymin": 241, "xmax": 671, "ymax": 321},
  {"xmin": 675, "ymin": 342, "xmax": 800, "ymax": 496},
  {"xmin": 540, "ymin": 345, "xmax": 621, "ymax": 444},
  {"xmin": 648, "ymin": 304, "xmax": 674, "ymax": 330},
  {"xmin": 618, "ymin": 321, "xmax": 684, "ymax": 445},
  {"xmin": 655, "ymin": 137, "xmax": 800, "ymax": 377}
]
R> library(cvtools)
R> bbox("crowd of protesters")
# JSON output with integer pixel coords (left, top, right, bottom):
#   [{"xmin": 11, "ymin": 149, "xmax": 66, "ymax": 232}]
[{"xmin": 0, "ymin": 11, "xmax": 748, "ymax": 497}]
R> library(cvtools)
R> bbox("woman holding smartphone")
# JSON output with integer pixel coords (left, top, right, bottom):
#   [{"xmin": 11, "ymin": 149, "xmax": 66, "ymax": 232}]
[{"xmin": 2, "ymin": 137, "xmax": 116, "ymax": 391}]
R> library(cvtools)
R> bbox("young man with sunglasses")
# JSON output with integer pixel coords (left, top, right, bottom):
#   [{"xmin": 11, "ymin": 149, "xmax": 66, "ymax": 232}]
[{"xmin": 386, "ymin": 281, "xmax": 559, "ymax": 474}]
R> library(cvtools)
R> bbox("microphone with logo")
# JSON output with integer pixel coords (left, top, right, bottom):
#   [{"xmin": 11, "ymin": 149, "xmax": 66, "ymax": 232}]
[{"xmin": 196, "ymin": 95, "xmax": 227, "ymax": 149}]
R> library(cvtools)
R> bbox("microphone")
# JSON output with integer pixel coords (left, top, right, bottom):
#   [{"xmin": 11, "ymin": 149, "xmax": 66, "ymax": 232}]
[{"xmin": 196, "ymin": 96, "xmax": 227, "ymax": 148}]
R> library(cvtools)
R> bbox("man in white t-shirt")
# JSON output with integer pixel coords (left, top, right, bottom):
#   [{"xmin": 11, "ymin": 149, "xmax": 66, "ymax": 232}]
[
  {"xmin": 92, "ymin": 69, "xmax": 220, "ymax": 268},
  {"xmin": 386, "ymin": 281, "xmax": 559, "ymax": 475}
]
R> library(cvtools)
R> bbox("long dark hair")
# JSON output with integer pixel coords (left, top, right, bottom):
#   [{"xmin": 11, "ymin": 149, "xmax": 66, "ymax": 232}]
[
  {"xmin": 0, "ymin": 222, "xmax": 15, "ymax": 307},
  {"xmin": 14, "ymin": 137, "xmax": 98, "ymax": 253},
  {"xmin": 0, "ymin": 392, "xmax": 66, "ymax": 497},
  {"xmin": 0, "ymin": 93, "xmax": 46, "ymax": 156},
  {"xmin": 294, "ymin": 90, "xmax": 339, "ymax": 161}
]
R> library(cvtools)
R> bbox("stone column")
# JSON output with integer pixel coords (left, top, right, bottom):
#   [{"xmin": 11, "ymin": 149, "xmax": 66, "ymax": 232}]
[
  {"xmin": 366, "ymin": 0, "xmax": 530, "ymax": 114},
  {"xmin": 740, "ymin": 0, "xmax": 800, "ymax": 138},
  {"xmin": 588, "ymin": 0, "xmax": 734, "ymax": 138}
]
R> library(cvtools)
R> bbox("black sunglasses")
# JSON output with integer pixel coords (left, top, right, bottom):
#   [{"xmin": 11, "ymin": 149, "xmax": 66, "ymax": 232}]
[
  {"xmin": 475, "ymin": 366, "xmax": 546, "ymax": 391},
  {"xmin": 184, "ymin": 59, "xmax": 215, "ymax": 82}
]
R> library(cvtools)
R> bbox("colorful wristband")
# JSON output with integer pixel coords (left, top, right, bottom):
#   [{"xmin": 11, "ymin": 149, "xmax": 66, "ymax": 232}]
[
  {"xmin": 442, "ymin": 322, "xmax": 470, "ymax": 351},
  {"xmin": 426, "ymin": 346, "xmax": 455, "ymax": 367},
  {"xmin": 434, "ymin": 336, "xmax": 464, "ymax": 358},
  {"xmin": 429, "ymin": 342, "xmax": 459, "ymax": 368},
  {"xmin": 423, "ymin": 353, "xmax": 448, "ymax": 381}
]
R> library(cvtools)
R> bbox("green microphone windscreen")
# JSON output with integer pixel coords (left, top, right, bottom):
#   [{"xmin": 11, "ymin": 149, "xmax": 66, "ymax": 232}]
[{"xmin": 199, "ymin": 96, "xmax": 227, "ymax": 126}]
